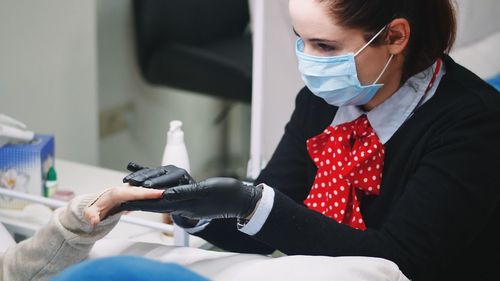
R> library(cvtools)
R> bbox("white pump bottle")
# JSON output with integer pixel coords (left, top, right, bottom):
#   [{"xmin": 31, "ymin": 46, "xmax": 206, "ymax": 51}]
[
  {"xmin": 161, "ymin": 120, "xmax": 190, "ymax": 247},
  {"xmin": 162, "ymin": 120, "xmax": 190, "ymax": 172}
]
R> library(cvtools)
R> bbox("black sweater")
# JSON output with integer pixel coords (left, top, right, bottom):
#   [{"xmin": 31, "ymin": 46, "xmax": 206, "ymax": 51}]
[{"xmin": 195, "ymin": 56, "xmax": 500, "ymax": 281}]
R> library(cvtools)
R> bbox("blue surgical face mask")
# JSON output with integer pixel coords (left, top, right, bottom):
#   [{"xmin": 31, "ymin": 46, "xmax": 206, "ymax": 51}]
[{"xmin": 296, "ymin": 26, "xmax": 394, "ymax": 107}]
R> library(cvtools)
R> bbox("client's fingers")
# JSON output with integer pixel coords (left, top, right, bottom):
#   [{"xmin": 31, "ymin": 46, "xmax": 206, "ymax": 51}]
[
  {"xmin": 120, "ymin": 185, "xmax": 164, "ymax": 202},
  {"xmin": 84, "ymin": 185, "xmax": 163, "ymax": 227},
  {"xmin": 84, "ymin": 204, "xmax": 102, "ymax": 228}
]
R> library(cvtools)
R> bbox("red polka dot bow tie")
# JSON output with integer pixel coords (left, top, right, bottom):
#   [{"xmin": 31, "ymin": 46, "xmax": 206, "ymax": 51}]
[{"xmin": 304, "ymin": 114, "xmax": 384, "ymax": 230}]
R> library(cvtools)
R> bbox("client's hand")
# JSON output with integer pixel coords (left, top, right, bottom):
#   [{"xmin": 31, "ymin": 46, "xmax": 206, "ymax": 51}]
[
  {"xmin": 122, "ymin": 161, "xmax": 200, "ymax": 228},
  {"xmin": 120, "ymin": 177, "xmax": 263, "ymax": 220},
  {"xmin": 84, "ymin": 185, "xmax": 163, "ymax": 227}
]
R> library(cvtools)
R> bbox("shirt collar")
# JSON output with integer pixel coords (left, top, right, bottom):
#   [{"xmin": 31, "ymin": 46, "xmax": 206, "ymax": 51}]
[{"xmin": 331, "ymin": 60, "xmax": 446, "ymax": 144}]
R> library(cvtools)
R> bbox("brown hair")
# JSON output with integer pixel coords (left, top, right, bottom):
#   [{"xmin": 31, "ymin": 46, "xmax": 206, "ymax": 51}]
[{"xmin": 318, "ymin": 0, "xmax": 457, "ymax": 82}]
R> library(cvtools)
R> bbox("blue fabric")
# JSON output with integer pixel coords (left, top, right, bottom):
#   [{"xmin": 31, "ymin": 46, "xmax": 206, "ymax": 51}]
[
  {"xmin": 486, "ymin": 74, "xmax": 500, "ymax": 91},
  {"xmin": 51, "ymin": 256, "xmax": 209, "ymax": 281}
]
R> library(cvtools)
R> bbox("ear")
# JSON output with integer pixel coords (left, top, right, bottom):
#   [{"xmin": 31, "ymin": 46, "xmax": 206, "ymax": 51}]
[{"xmin": 385, "ymin": 18, "xmax": 410, "ymax": 55}]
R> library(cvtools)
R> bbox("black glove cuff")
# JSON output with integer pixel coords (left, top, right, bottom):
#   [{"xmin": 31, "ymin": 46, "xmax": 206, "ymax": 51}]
[
  {"xmin": 240, "ymin": 184, "xmax": 264, "ymax": 219},
  {"xmin": 236, "ymin": 218, "xmax": 250, "ymax": 229},
  {"xmin": 171, "ymin": 214, "xmax": 200, "ymax": 228}
]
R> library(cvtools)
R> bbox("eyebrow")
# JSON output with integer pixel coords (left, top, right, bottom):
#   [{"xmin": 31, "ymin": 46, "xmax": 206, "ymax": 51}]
[{"xmin": 292, "ymin": 28, "xmax": 340, "ymax": 44}]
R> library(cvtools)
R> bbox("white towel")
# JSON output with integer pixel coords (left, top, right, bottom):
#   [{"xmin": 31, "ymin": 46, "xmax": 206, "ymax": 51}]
[{"xmin": 90, "ymin": 238, "xmax": 410, "ymax": 281}]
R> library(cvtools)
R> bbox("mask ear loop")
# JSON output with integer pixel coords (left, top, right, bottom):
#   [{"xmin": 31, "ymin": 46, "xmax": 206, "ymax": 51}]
[
  {"xmin": 372, "ymin": 54, "xmax": 394, "ymax": 85},
  {"xmin": 354, "ymin": 25, "xmax": 388, "ymax": 57},
  {"xmin": 353, "ymin": 24, "xmax": 394, "ymax": 85}
]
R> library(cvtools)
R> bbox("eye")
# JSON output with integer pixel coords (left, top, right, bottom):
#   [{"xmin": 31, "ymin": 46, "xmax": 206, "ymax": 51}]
[{"xmin": 315, "ymin": 42, "xmax": 335, "ymax": 52}]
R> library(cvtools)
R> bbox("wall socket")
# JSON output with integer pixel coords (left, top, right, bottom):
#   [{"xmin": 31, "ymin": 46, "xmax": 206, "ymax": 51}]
[{"xmin": 99, "ymin": 101, "xmax": 135, "ymax": 138}]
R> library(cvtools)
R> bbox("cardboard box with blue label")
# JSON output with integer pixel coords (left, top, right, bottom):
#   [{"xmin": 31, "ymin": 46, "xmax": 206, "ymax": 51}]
[{"xmin": 0, "ymin": 134, "xmax": 55, "ymax": 209}]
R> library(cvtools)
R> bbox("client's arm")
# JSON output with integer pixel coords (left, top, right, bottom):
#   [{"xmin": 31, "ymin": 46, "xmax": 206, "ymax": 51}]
[{"xmin": 0, "ymin": 185, "xmax": 162, "ymax": 281}]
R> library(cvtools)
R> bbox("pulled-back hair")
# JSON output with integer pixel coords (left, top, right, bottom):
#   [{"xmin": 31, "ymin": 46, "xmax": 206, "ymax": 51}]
[{"xmin": 318, "ymin": 0, "xmax": 457, "ymax": 82}]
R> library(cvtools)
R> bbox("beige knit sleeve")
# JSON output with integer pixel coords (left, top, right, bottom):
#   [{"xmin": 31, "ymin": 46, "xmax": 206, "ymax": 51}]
[{"xmin": 1, "ymin": 193, "xmax": 121, "ymax": 281}]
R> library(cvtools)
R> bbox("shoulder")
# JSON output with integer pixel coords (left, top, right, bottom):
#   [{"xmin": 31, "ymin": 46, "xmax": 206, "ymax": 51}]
[
  {"xmin": 412, "ymin": 57, "xmax": 500, "ymax": 144},
  {"xmin": 418, "ymin": 56, "xmax": 500, "ymax": 131},
  {"xmin": 440, "ymin": 56, "xmax": 500, "ymax": 112}
]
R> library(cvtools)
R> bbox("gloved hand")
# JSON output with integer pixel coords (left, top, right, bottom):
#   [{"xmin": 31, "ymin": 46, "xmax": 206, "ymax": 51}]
[
  {"xmin": 120, "ymin": 177, "xmax": 263, "ymax": 220},
  {"xmin": 123, "ymin": 162, "xmax": 199, "ymax": 227},
  {"xmin": 122, "ymin": 162, "xmax": 195, "ymax": 188}
]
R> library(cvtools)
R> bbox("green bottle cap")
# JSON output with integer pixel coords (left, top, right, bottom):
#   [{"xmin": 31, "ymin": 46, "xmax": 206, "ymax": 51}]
[
  {"xmin": 45, "ymin": 166, "xmax": 58, "ymax": 198},
  {"xmin": 47, "ymin": 166, "xmax": 57, "ymax": 181}
]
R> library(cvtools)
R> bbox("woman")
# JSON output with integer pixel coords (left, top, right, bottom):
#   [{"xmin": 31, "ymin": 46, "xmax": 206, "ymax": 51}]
[{"xmin": 121, "ymin": 0, "xmax": 500, "ymax": 280}]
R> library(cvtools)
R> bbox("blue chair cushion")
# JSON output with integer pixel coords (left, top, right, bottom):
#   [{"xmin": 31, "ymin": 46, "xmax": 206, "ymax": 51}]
[
  {"xmin": 51, "ymin": 256, "xmax": 209, "ymax": 281},
  {"xmin": 486, "ymin": 74, "xmax": 500, "ymax": 91}
]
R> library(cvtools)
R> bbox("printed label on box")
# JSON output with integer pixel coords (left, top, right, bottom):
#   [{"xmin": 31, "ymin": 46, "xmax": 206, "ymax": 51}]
[{"xmin": 0, "ymin": 134, "xmax": 55, "ymax": 209}]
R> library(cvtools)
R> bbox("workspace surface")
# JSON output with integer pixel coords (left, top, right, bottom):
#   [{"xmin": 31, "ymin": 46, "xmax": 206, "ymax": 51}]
[{"xmin": 0, "ymin": 158, "xmax": 209, "ymax": 249}]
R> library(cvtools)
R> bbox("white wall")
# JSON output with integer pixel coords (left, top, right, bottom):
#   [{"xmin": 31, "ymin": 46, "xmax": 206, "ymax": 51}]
[
  {"xmin": 0, "ymin": 0, "xmax": 98, "ymax": 165},
  {"xmin": 97, "ymin": 0, "xmax": 251, "ymax": 179},
  {"xmin": 97, "ymin": 1, "xmax": 138, "ymax": 111},
  {"xmin": 454, "ymin": 0, "xmax": 500, "ymax": 48},
  {"xmin": 249, "ymin": 0, "xmax": 303, "ymax": 177},
  {"xmin": 451, "ymin": 0, "xmax": 500, "ymax": 79},
  {"xmin": 259, "ymin": 0, "xmax": 304, "ymax": 160}
]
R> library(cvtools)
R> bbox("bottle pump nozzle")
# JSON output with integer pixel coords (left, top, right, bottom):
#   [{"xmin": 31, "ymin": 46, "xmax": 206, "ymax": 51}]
[
  {"xmin": 167, "ymin": 120, "xmax": 184, "ymax": 145},
  {"xmin": 169, "ymin": 120, "xmax": 183, "ymax": 132}
]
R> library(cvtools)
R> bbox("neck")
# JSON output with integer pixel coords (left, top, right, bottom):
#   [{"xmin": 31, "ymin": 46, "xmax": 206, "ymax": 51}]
[{"xmin": 362, "ymin": 65, "xmax": 403, "ymax": 112}]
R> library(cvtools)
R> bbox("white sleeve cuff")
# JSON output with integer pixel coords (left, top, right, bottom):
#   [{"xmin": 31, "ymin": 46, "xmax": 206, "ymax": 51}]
[
  {"xmin": 238, "ymin": 183, "xmax": 275, "ymax": 236},
  {"xmin": 183, "ymin": 219, "xmax": 211, "ymax": 234}
]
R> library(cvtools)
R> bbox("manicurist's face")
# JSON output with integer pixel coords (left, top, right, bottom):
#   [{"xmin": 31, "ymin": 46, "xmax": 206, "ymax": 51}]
[{"xmin": 289, "ymin": 0, "xmax": 393, "ymax": 86}]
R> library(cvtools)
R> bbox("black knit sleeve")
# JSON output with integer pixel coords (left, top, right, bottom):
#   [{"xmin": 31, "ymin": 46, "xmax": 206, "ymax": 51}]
[{"xmin": 193, "ymin": 88, "xmax": 315, "ymax": 254}]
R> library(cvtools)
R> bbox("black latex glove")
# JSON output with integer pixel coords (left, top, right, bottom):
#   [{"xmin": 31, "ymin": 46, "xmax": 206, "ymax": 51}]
[
  {"xmin": 120, "ymin": 177, "xmax": 263, "ymax": 220},
  {"xmin": 122, "ymin": 162, "xmax": 195, "ymax": 188},
  {"xmin": 122, "ymin": 162, "xmax": 199, "ymax": 227}
]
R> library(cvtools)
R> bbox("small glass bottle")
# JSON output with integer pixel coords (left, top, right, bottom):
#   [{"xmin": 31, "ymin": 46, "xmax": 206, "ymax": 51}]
[{"xmin": 44, "ymin": 166, "xmax": 58, "ymax": 198}]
